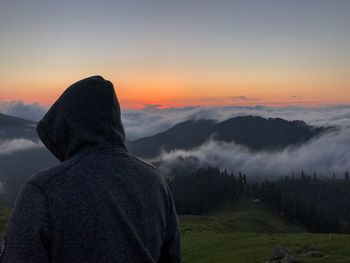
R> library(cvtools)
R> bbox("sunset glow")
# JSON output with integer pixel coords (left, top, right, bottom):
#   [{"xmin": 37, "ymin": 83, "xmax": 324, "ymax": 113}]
[{"xmin": 0, "ymin": 0, "xmax": 349, "ymax": 109}]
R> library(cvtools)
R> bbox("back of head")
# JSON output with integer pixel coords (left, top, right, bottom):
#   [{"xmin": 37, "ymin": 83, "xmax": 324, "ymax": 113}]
[{"xmin": 36, "ymin": 75, "xmax": 126, "ymax": 162}]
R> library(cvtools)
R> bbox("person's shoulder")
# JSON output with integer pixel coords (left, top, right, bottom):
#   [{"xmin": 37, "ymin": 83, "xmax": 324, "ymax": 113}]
[
  {"xmin": 131, "ymin": 154, "xmax": 160, "ymax": 173},
  {"xmin": 26, "ymin": 154, "xmax": 86, "ymax": 191},
  {"xmin": 129, "ymin": 154, "xmax": 169, "ymax": 183}
]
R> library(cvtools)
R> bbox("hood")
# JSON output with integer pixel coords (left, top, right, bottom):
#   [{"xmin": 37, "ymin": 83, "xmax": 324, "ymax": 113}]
[{"xmin": 36, "ymin": 75, "xmax": 127, "ymax": 162}]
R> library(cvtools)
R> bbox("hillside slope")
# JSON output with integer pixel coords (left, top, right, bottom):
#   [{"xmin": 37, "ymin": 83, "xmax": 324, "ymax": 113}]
[
  {"xmin": 0, "ymin": 113, "xmax": 58, "ymax": 206},
  {"xmin": 180, "ymin": 200, "xmax": 350, "ymax": 263},
  {"xmin": 180, "ymin": 199, "xmax": 304, "ymax": 234}
]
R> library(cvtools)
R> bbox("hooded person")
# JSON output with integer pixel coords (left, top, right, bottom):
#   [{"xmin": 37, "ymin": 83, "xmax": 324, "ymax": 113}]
[{"xmin": 0, "ymin": 76, "xmax": 182, "ymax": 263}]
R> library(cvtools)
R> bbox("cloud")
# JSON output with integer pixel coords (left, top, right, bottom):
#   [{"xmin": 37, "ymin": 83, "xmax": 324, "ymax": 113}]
[
  {"xmin": 0, "ymin": 139, "xmax": 43, "ymax": 155},
  {"xmin": 122, "ymin": 105, "xmax": 350, "ymax": 140},
  {"xmin": 121, "ymin": 104, "xmax": 350, "ymax": 178},
  {"xmin": 1, "ymin": 99, "xmax": 350, "ymax": 179},
  {"xmin": 153, "ymin": 127, "xmax": 350, "ymax": 179},
  {"xmin": 5, "ymin": 100, "xmax": 349, "ymax": 141},
  {"xmin": 0, "ymin": 100, "xmax": 48, "ymax": 122},
  {"xmin": 142, "ymin": 104, "xmax": 162, "ymax": 110},
  {"xmin": 230, "ymin": 96, "xmax": 259, "ymax": 101}
]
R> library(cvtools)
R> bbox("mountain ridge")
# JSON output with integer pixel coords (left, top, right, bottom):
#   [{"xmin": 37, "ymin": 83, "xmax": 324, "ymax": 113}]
[
  {"xmin": 0, "ymin": 113, "xmax": 38, "ymax": 141},
  {"xmin": 126, "ymin": 115, "xmax": 332, "ymax": 158}
]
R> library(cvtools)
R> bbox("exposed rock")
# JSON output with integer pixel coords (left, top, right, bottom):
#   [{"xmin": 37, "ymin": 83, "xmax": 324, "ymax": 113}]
[
  {"xmin": 267, "ymin": 245, "xmax": 298, "ymax": 263},
  {"xmin": 272, "ymin": 245, "xmax": 292, "ymax": 259}
]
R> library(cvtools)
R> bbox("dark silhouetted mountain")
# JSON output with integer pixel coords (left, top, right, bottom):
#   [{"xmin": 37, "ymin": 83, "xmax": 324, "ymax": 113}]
[
  {"xmin": 0, "ymin": 148, "xmax": 57, "ymax": 206},
  {"xmin": 0, "ymin": 113, "xmax": 38, "ymax": 141},
  {"xmin": 126, "ymin": 119, "xmax": 216, "ymax": 159},
  {"xmin": 0, "ymin": 113, "xmax": 58, "ymax": 206},
  {"xmin": 126, "ymin": 116, "xmax": 331, "ymax": 158},
  {"xmin": 0, "ymin": 113, "xmax": 332, "ymax": 206}
]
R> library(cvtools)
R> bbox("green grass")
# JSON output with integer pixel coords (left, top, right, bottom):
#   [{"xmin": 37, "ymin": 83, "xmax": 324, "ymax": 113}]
[
  {"xmin": 182, "ymin": 232, "xmax": 350, "ymax": 263},
  {"xmin": 180, "ymin": 200, "xmax": 304, "ymax": 234},
  {"xmin": 180, "ymin": 200, "xmax": 350, "ymax": 262}
]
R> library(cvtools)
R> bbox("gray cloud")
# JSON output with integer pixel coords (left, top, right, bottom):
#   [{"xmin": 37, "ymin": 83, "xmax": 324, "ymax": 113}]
[
  {"xmin": 142, "ymin": 104, "xmax": 162, "ymax": 110},
  {"xmin": 152, "ymin": 127, "xmax": 350, "ymax": 179},
  {"xmin": 230, "ymin": 96, "xmax": 259, "ymax": 101},
  {"xmin": 121, "ymin": 105, "xmax": 350, "ymax": 178},
  {"xmin": 0, "ymin": 100, "xmax": 48, "ymax": 122},
  {"xmin": 122, "ymin": 105, "xmax": 350, "ymax": 140},
  {"xmin": 1, "ymin": 100, "xmax": 350, "ymax": 179},
  {"xmin": 0, "ymin": 138, "xmax": 43, "ymax": 155},
  {"xmin": 5, "ymin": 101, "xmax": 349, "ymax": 141}
]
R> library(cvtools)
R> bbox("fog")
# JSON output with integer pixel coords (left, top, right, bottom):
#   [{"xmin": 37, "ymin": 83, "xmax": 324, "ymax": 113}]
[
  {"xmin": 0, "ymin": 139, "xmax": 43, "ymax": 155},
  {"xmin": 125, "ymin": 104, "xmax": 350, "ymax": 178},
  {"xmin": 154, "ymin": 127, "xmax": 350, "ymax": 179},
  {"xmin": 122, "ymin": 104, "xmax": 350, "ymax": 140},
  {"xmin": 2, "ymin": 100, "xmax": 350, "ymax": 139},
  {"xmin": 1, "ymin": 100, "xmax": 350, "ymax": 178},
  {"xmin": 0, "ymin": 100, "xmax": 47, "ymax": 122}
]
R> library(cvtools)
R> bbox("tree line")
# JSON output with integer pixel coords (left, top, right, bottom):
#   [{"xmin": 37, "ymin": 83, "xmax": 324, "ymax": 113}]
[{"xmin": 167, "ymin": 167, "xmax": 350, "ymax": 233}]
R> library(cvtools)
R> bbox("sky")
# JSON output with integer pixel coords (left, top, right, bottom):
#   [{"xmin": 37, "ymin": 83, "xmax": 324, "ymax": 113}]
[{"xmin": 0, "ymin": 0, "xmax": 349, "ymax": 108}]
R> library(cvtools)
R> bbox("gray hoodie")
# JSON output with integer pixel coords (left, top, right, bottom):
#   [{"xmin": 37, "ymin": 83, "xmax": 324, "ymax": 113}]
[{"xmin": 0, "ymin": 76, "xmax": 181, "ymax": 263}]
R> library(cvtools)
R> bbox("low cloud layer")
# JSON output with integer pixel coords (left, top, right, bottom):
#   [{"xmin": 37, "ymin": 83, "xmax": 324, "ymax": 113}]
[
  {"xmin": 0, "ymin": 100, "xmax": 47, "ymax": 122},
  {"xmin": 122, "ymin": 104, "xmax": 350, "ymax": 178},
  {"xmin": 154, "ymin": 127, "xmax": 350, "ymax": 179},
  {"xmin": 2, "ymin": 100, "xmax": 350, "ymax": 140},
  {"xmin": 2, "ymin": 100, "xmax": 349, "ymax": 178},
  {"xmin": 122, "ymin": 104, "xmax": 350, "ymax": 140},
  {"xmin": 0, "ymin": 139, "xmax": 43, "ymax": 155}
]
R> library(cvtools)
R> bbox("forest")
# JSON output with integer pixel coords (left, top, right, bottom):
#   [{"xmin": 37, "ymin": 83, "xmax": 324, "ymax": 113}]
[{"xmin": 168, "ymin": 167, "xmax": 350, "ymax": 233}]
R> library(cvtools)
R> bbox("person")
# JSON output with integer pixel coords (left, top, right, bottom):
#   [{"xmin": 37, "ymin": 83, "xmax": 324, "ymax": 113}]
[{"xmin": 0, "ymin": 76, "xmax": 182, "ymax": 263}]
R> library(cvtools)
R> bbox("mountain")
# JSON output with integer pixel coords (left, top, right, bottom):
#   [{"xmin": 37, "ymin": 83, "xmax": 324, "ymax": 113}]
[
  {"xmin": 126, "ymin": 119, "xmax": 216, "ymax": 159},
  {"xmin": 0, "ymin": 113, "xmax": 38, "ymax": 141},
  {"xmin": 0, "ymin": 113, "xmax": 332, "ymax": 206},
  {"xmin": 0, "ymin": 113, "xmax": 58, "ymax": 206},
  {"xmin": 126, "ymin": 116, "xmax": 331, "ymax": 159}
]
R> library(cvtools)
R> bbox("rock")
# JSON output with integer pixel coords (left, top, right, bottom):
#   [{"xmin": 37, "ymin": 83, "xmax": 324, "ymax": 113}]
[
  {"xmin": 271, "ymin": 245, "xmax": 290, "ymax": 259},
  {"xmin": 267, "ymin": 245, "xmax": 298, "ymax": 263},
  {"xmin": 304, "ymin": 251, "xmax": 322, "ymax": 257}
]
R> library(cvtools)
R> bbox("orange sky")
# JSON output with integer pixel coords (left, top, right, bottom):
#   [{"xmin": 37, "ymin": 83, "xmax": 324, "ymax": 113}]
[
  {"xmin": 0, "ymin": 1, "xmax": 349, "ymax": 109},
  {"xmin": 0, "ymin": 68, "xmax": 349, "ymax": 109}
]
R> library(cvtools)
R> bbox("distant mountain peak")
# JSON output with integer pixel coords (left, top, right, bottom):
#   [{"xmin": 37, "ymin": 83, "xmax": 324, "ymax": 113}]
[
  {"xmin": 0, "ymin": 113, "xmax": 37, "ymax": 141},
  {"xmin": 127, "ymin": 116, "xmax": 331, "ymax": 158}
]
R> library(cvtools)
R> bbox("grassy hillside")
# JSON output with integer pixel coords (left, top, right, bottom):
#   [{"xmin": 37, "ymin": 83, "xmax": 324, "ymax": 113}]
[
  {"xmin": 180, "ymin": 200, "xmax": 350, "ymax": 262},
  {"xmin": 180, "ymin": 200, "xmax": 304, "ymax": 234}
]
